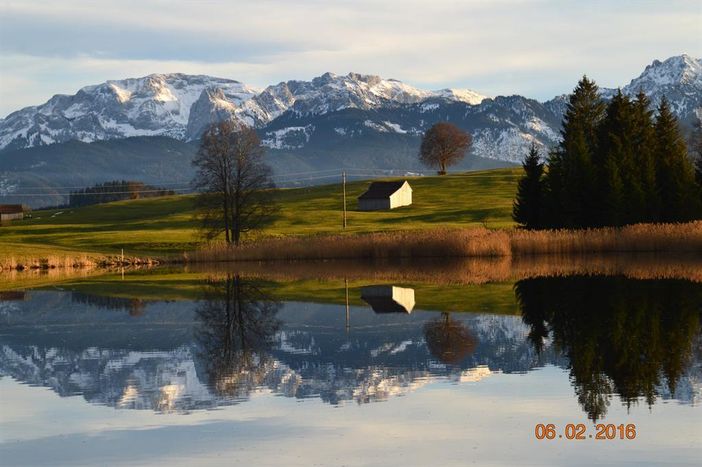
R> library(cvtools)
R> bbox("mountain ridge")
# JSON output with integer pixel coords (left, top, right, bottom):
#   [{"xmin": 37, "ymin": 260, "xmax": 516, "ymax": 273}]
[
  {"xmin": 1, "ymin": 55, "xmax": 700, "ymax": 207},
  {"xmin": 1, "ymin": 55, "xmax": 699, "ymax": 156},
  {"xmin": 0, "ymin": 71, "xmax": 488, "ymax": 150}
]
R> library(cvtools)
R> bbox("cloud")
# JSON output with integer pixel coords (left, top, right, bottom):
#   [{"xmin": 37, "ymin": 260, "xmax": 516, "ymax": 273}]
[{"xmin": 0, "ymin": 0, "xmax": 700, "ymax": 116}]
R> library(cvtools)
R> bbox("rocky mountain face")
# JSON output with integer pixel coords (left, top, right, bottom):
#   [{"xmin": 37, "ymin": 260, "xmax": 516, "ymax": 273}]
[
  {"xmin": 0, "ymin": 71, "xmax": 487, "ymax": 151},
  {"xmin": 621, "ymin": 54, "xmax": 702, "ymax": 125},
  {"xmin": 0, "ymin": 55, "xmax": 699, "ymax": 207},
  {"xmin": 1, "ymin": 55, "xmax": 698, "ymax": 156},
  {"xmin": 0, "ymin": 74, "xmax": 260, "ymax": 151}
]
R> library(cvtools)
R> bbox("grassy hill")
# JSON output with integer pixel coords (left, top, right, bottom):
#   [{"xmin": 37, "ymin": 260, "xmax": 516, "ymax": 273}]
[{"xmin": 0, "ymin": 168, "xmax": 521, "ymax": 259}]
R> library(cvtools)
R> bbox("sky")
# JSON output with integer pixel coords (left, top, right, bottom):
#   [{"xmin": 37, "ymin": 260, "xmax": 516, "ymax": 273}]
[{"xmin": 0, "ymin": 0, "xmax": 700, "ymax": 117}]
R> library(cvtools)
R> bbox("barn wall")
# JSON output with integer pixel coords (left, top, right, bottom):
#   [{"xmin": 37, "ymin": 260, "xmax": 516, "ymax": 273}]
[
  {"xmin": 389, "ymin": 186, "xmax": 412, "ymax": 209},
  {"xmin": 0, "ymin": 212, "xmax": 23, "ymax": 222},
  {"xmin": 358, "ymin": 199, "xmax": 391, "ymax": 211}
]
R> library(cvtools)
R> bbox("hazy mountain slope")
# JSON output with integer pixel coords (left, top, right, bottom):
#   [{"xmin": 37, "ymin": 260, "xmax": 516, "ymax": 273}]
[{"xmin": 0, "ymin": 137, "xmax": 198, "ymax": 207}]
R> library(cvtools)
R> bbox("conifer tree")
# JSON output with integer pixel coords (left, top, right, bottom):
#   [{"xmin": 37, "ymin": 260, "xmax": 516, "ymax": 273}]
[
  {"xmin": 513, "ymin": 143, "xmax": 544, "ymax": 229},
  {"xmin": 597, "ymin": 90, "xmax": 644, "ymax": 225},
  {"xmin": 631, "ymin": 91, "xmax": 660, "ymax": 222},
  {"xmin": 653, "ymin": 98, "xmax": 702, "ymax": 222},
  {"xmin": 690, "ymin": 118, "xmax": 702, "ymax": 195},
  {"xmin": 544, "ymin": 76, "xmax": 605, "ymax": 228}
]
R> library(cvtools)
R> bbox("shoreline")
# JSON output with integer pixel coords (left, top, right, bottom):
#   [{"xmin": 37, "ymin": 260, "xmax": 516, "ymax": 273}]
[
  {"xmin": 2, "ymin": 221, "xmax": 701, "ymax": 271},
  {"xmin": 3, "ymin": 253, "xmax": 701, "ymax": 296}
]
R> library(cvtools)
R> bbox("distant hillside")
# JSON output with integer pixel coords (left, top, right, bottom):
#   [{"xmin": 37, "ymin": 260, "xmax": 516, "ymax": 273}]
[
  {"xmin": 0, "ymin": 132, "xmax": 514, "ymax": 207},
  {"xmin": 0, "ymin": 137, "xmax": 198, "ymax": 207},
  {"xmin": 0, "ymin": 168, "xmax": 521, "ymax": 258}
]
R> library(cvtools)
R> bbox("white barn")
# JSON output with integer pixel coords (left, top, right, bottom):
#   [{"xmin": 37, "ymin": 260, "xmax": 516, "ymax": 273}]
[
  {"xmin": 0, "ymin": 205, "xmax": 24, "ymax": 222},
  {"xmin": 357, "ymin": 180, "xmax": 412, "ymax": 211}
]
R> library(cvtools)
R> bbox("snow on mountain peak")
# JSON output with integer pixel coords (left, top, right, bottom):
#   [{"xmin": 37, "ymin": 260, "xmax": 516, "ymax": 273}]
[
  {"xmin": 619, "ymin": 54, "xmax": 702, "ymax": 124},
  {"xmin": 0, "ymin": 68, "xmax": 494, "ymax": 150},
  {"xmin": 433, "ymin": 88, "xmax": 487, "ymax": 105},
  {"xmin": 625, "ymin": 54, "xmax": 702, "ymax": 92},
  {"xmin": 0, "ymin": 55, "xmax": 698, "ymax": 153},
  {"xmin": 0, "ymin": 73, "xmax": 261, "ymax": 149}
]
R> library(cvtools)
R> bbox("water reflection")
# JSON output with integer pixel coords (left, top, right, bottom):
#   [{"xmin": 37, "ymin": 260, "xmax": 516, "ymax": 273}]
[
  {"xmin": 72, "ymin": 291, "xmax": 147, "ymax": 317},
  {"xmin": 0, "ymin": 273, "xmax": 700, "ymax": 421},
  {"xmin": 360, "ymin": 285, "xmax": 415, "ymax": 313},
  {"xmin": 424, "ymin": 312, "xmax": 476, "ymax": 364},
  {"xmin": 516, "ymin": 276, "xmax": 702, "ymax": 420},
  {"xmin": 195, "ymin": 274, "xmax": 281, "ymax": 399}
]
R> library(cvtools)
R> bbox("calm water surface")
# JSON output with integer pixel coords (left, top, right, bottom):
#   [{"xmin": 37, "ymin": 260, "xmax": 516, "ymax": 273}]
[{"xmin": 0, "ymin": 270, "xmax": 700, "ymax": 466}]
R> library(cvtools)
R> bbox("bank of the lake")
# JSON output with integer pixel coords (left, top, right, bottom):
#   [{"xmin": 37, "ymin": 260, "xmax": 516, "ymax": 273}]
[
  {"xmin": 0, "ymin": 169, "xmax": 520, "ymax": 260},
  {"xmin": 2, "ymin": 168, "xmax": 702, "ymax": 270},
  {"xmin": 3, "ymin": 221, "xmax": 702, "ymax": 272}
]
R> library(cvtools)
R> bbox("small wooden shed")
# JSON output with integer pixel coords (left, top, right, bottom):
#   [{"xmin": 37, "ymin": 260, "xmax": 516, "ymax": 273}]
[
  {"xmin": 0, "ymin": 205, "xmax": 24, "ymax": 222},
  {"xmin": 360, "ymin": 285, "xmax": 416, "ymax": 314},
  {"xmin": 357, "ymin": 180, "xmax": 412, "ymax": 211}
]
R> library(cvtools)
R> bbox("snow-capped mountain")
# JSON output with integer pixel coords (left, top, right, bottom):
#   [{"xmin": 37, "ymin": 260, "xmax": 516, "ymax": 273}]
[
  {"xmin": 0, "ymin": 74, "xmax": 261, "ymax": 151},
  {"xmin": 1, "ymin": 55, "xmax": 700, "ymax": 207},
  {"xmin": 0, "ymin": 55, "xmax": 698, "ymax": 155},
  {"xmin": 254, "ymin": 72, "xmax": 487, "ymax": 120},
  {"xmin": 0, "ymin": 71, "xmax": 487, "ymax": 151},
  {"xmin": 621, "ymin": 54, "xmax": 702, "ymax": 123},
  {"xmin": 542, "ymin": 54, "xmax": 702, "ymax": 127}
]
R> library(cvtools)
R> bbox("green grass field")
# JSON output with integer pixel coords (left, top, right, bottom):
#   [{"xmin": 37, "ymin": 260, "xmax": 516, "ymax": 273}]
[{"xmin": 0, "ymin": 168, "xmax": 521, "ymax": 258}]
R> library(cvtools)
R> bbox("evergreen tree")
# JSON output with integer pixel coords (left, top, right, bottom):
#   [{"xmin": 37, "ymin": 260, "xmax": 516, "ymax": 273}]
[
  {"xmin": 653, "ymin": 98, "xmax": 702, "ymax": 222},
  {"xmin": 597, "ymin": 90, "xmax": 644, "ymax": 226},
  {"xmin": 544, "ymin": 76, "xmax": 606, "ymax": 228},
  {"xmin": 690, "ymin": 118, "xmax": 702, "ymax": 199},
  {"xmin": 523, "ymin": 78, "xmax": 701, "ymax": 229},
  {"xmin": 631, "ymin": 91, "xmax": 660, "ymax": 222},
  {"xmin": 513, "ymin": 143, "xmax": 544, "ymax": 229}
]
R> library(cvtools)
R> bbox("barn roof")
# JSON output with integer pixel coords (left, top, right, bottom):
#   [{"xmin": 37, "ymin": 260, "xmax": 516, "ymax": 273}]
[
  {"xmin": 0, "ymin": 204, "xmax": 23, "ymax": 214},
  {"xmin": 357, "ymin": 181, "xmax": 409, "ymax": 200}
]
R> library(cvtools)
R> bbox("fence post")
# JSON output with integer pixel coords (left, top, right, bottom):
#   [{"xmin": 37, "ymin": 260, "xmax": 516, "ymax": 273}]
[{"xmin": 342, "ymin": 171, "xmax": 347, "ymax": 229}]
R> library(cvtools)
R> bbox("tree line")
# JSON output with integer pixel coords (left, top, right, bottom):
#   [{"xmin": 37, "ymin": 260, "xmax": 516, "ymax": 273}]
[
  {"xmin": 514, "ymin": 77, "xmax": 702, "ymax": 229},
  {"xmin": 69, "ymin": 180, "xmax": 175, "ymax": 208}
]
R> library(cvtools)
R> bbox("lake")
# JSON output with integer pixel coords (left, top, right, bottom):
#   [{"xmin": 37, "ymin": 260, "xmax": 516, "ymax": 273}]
[{"xmin": 0, "ymin": 263, "xmax": 700, "ymax": 466}]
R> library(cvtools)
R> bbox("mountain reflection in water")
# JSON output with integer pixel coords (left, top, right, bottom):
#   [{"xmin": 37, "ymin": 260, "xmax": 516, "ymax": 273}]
[{"xmin": 0, "ymin": 273, "xmax": 700, "ymax": 421}]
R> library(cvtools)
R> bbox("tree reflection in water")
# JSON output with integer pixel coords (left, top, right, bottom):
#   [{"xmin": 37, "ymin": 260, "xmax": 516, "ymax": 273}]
[
  {"xmin": 195, "ymin": 274, "xmax": 281, "ymax": 398},
  {"xmin": 424, "ymin": 312, "xmax": 477, "ymax": 365},
  {"xmin": 515, "ymin": 276, "xmax": 702, "ymax": 421}
]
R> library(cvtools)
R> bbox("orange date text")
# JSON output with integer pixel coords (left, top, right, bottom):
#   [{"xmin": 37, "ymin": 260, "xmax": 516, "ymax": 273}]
[{"xmin": 534, "ymin": 423, "xmax": 636, "ymax": 440}]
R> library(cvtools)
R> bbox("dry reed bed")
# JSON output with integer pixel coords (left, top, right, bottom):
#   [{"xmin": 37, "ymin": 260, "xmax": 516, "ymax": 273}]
[
  {"xmin": 191, "ymin": 221, "xmax": 702, "ymax": 263},
  {"xmin": 0, "ymin": 254, "xmax": 97, "ymax": 272},
  {"xmin": 511, "ymin": 221, "xmax": 702, "ymax": 255},
  {"xmin": 0, "ymin": 254, "xmax": 161, "ymax": 272},
  {"xmin": 191, "ymin": 228, "xmax": 511, "ymax": 263},
  {"xmin": 3, "ymin": 221, "xmax": 700, "ymax": 272}
]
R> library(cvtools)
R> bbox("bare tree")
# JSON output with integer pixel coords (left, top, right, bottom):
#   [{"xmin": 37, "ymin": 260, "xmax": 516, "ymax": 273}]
[
  {"xmin": 419, "ymin": 122, "xmax": 472, "ymax": 174},
  {"xmin": 192, "ymin": 121, "xmax": 277, "ymax": 245}
]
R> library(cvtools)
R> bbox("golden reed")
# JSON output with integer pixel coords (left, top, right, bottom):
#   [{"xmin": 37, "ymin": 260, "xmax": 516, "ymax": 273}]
[{"xmin": 191, "ymin": 221, "xmax": 702, "ymax": 263}]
